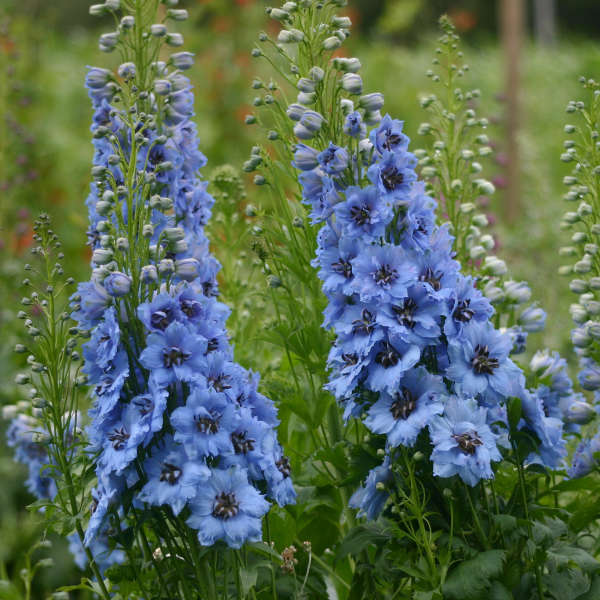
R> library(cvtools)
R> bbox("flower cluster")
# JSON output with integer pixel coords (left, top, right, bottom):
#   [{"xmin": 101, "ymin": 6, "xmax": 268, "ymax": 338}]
[
  {"xmin": 293, "ymin": 104, "xmax": 570, "ymax": 516},
  {"xmin": 71, "ymin": 1, "xmax": 294, "ymax": 556},
  {"xmin": 556, "ymin": 78, "xmax": 600, "ymax": 477}
]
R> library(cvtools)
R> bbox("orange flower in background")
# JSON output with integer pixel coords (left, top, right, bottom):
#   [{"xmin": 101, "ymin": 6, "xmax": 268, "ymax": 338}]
[{"xmin": 449, "ymin": 10, "xmax": 477, "ymax": 32}]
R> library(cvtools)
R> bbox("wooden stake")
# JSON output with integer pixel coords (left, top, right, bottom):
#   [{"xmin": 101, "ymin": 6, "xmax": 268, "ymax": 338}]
[{"xmin": 500, "ymin": 0, "xmax": 525, "ymax": 223}]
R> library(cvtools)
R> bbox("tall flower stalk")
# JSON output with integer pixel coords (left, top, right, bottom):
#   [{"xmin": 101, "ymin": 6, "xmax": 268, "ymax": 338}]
[
  {"xmin": 248, "ymin": 3, "xmax": 598, "ymax": 597},
  {"xmin": 7, "ymin": 1, "xmax": 295, "ymax": 598}
]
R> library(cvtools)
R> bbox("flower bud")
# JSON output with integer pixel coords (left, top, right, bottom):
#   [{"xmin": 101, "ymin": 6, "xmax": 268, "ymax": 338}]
[
  {"xmin": 141, "ymin": 265, "xmax": 158, "ymax": 284},
  {"xmin": 504, "ymin": 280, "xmax": 532, "ymax": 304},
  {"xmin": 121, "ymin": 15, "xmax": 135, "ymax": 29},
  {"xmin": 15, "ymin": 374, "xmax": 30, "ymax": 385},
  {"xmin": 474, "ymin": 179, "xmax": 495, "ymax": 196},
  {"xmin": 116, "ymin": 237, "xmax": 129, "ymax": 251},
  {"xmin": 359, "ymin": 93, "xmax": 384, "ymax": 112},
  {"xmin": 269, "ymin": 8, "xmax": 290, "ymax": 21},
  {"xmin": 293, "ymin": 144, "xmax": 320, "ymax": 171},
  {"xmin": 163, "ymin": 227, "xmax": 185, "ymax": 242},
  {"xmin": 118, "ymin": 62, "xmax": 136, "ymax": 80},
  {"xmin": 297, "ymin": 91, "xmax": 317, "ymax": 106},
  {"xmin": 89, "ymin": 4, "xmax": 107, "ymax": 16},
  {"xmin": 293, "ymin": 123, "xmax": 315, "ymax": 140},
  {"xmin": 565, "ymin": 401, "xmax": 596, "ymax": 425},
  {"xmin": 572, "ymin": 326, "xmax": 591, "ymax": 348},
  {"xmin": 299, "ymin": 110, "xmax": 324, "ymax": 133},
  {"xmin": 341, "ymin": 73, "xmax": 363, "ymax": 95},
  {"xmin": 518, "ymin": 305, "xmax": 546, "ymax": 332},
  {"xmin": 154, "ymin": 79, "xmax": 172, "ymax": 95},
  {"xmin": 278, "ymin": 29, "xmax": 304, "ymax": 43},
  {"xmin": 483, "ymin": 256, "xmax": 507, "ymax": 276},
  {"xmin": 99, "ymin": 32, "xmax": 119, "ymax": 52},
  {"xmin": 297, "ymin": 77, "xmax": 317, "ymax": 93},
  {"xmin": 364, "ymin": 111, "xmax": 382, "ymax": 126},
  {"xmin": 309, "ymin": 66, "xmax": 324, "ymax": 82},
  {"xmin": 171, "ymin": 52, "xmax": 194, "ymax": 70},
  {"xmin": 469, "ymin": 245, "xmax": 486, "ymax": 260},
  {"xmin": 92, "ymin": 249, "xmax": 114, "ymax": 265},
  {"xmin": 104, "ymin": 272, "xmax": 132, "ymax": 297},
  {"xmin": 158, "ymin": 259, "xmax": 175, "ymax": 276},
  {"xmin": 286, "ymin": 103, "xmax": 306, "ymax": 121},
  {"xmin": 166, "ymin": 33, "xmax": 184, "ymax": 47},
  {"xmin": 176, "ymin": 258, "xmax": 199, "ymax": 281},
  {"xmin": 167, "ymin": 8, "xmax": 188, "ymax": 20},
  {"xmin": 483, "ymin": 283, "xmax": 504, "ymax": 303},
  {"xmin": 323, "ymin": 36, "xmax": 342, "ymax": 51}
]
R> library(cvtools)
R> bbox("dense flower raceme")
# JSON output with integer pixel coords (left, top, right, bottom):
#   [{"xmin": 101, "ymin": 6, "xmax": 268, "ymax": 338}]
[
  {"xmin": 70, "ymin": 49, "xmax": 294, "ymax": 561},
  {"xmin": 292, "ymin": 110, "xmax": 582, "ymax": 518}
]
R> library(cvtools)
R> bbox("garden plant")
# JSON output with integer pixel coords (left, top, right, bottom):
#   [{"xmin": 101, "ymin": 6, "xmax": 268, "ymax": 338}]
[{"xmin": 3, "ymin": 0, "xmax": 600, "ymax": 599}]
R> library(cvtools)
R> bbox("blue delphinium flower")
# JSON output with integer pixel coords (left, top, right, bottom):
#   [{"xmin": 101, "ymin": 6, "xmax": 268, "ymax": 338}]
[
  {"xmin": 74, "ymin": 31, "xmax": 294, "ymax": 554},
  {"xmin": 364, "ymin": 367, "xmax": 445, "ymax": 447},
  {"xmin": 290, "ymin": 100, "xmax": 570, "ymax": 518},
  {"xmin": 349, "ymin": 455, "xmax": 392, "ymax": 520},
  {"xmin": 186, "ymin": 467, "xmax": 270, "ymax": 549},
  {"xmin": 569, "ymin": 432, "xmax": 600, "ymax": 478},
  {"xmin": 429, "ymin": 397, "xmax": 502, "ymax": 486},
  {"xmin": 446, "ymin": 321, "xmax": 523, "ymax": 404}
]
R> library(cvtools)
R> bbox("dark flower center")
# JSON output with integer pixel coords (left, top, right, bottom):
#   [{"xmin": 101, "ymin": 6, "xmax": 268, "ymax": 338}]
[
  {"xmin": 134, "ymin": 396, "xmax": 153, "ymax": 416},
  {"xmin": 108, "ymin": 427, "xmax": 130, "ymax": 450},
  {"xmin": 195, "ymin": 413, "xmax": 220, "ymax": 434},
  {"xmin": 206, "ymin": 337, "xmax": 219, "ymax": 354},
  {"xmin": 453, "ymin": 431, "xmax": 483, "ymax": 455},
  {"xmin": 160, "ymin": 462, "xmax": 182, "ymax": 485},
  {"xmin": 180, "ymin": 299, "xmax": 201, "ymax": 319},
  {"xmin": 203, "ymin": 281, "xmax": 218, "ymax": 297},
  {"xmin": 381, "ymin": 165, "xmax": 404, "ymax": 191},
  {"xmin": 453, "ymin": 299, "xmax": 474, "ymax": 323},
  {"xmin": 384, "ymin": 132, "xmax": 404, "ymax": 152},
  {"xmin": 208, "ymin": 373, "xmax": 231, "ymax": 393},
  {"xmin": 212, "ymin": 491, "xmax": 240, "ymax": 520},
  {"xmin": 232, "ymin": 431, "xmax": 255, "ymax": 454},
  {"xmin": 276, "ymin": 456, "xmax": 292, "ymax": 478},
  {"xmin": 376, "ymin": 342, "xmax": 400, "ymax": 368},
  {"xmin": 151, "ymin": 309, "xmax": 174, "ymax": 330},
  {"xmin": 342, "ymin": 352, "xmax": 359, "ymax": 367},
  {"xmin": 419, "ymin": 266, "xmax": 442, "ymax": 292},
  {"xmin": 332, "ymin": 258, "xmax": 353, "ymax": 279},
  {"xmin": 390, "ymin": 388, "xmax": 417, "ymax": 420},
  {"xmin": 352, "ymin": 308, "xmax": 375, "ymax": 335},
  {"xmin": 350, "ymin": 204, "xmax": 371, "ymax": 226},
  {"xmin": 163, "ymin": 346, "xmax": 191, "ymax": 368},
  {"xmin": 392, "ymin": 298, "xmax": 417, "ymax": 329},
  {"xmin": 374, "ymin": 264, "xmax": 397, "ymax": 286},
  {"xmin": 95, "ymin": 377, "xmax": 114, "ymax": 397},
  {"xmin": 471, "ymin": 344, "xmax": 499, "ymax": 375}
]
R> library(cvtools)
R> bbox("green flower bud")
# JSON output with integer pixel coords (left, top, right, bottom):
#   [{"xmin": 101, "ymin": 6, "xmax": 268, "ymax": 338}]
[
  {"xmin": 570, "ymin": 279, "xmax": 588, "ymax": 293},
  {"xmin": 474, "ymin": 178, "xmax": 495, "ymax": 196}
]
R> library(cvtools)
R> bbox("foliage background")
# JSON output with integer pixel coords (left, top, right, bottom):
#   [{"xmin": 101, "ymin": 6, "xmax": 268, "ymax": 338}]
[{"xmin": 1, "ymin": 0, "xmax": 599, "ymax": 596}]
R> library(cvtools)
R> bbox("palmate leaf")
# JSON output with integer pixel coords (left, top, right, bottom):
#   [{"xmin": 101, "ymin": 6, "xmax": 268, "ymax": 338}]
[{"xmin": 441, "ymin": 549, "xmax": 506, "ymax": 600}]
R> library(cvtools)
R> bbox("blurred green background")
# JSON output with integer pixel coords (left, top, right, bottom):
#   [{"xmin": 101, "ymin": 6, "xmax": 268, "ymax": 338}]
[{"xmin": 1, "ymin": 0, "xmax": 599, "ymax": 596}]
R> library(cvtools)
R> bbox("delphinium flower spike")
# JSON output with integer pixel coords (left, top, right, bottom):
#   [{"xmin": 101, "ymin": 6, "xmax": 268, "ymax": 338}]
[
  {"xmin": 68, "ymin": 0, "xmax": 294, "ymax": 594},
  {"xmin": 249, "ymin": 0, "xmax": 569, "ymax": 519},
  {"xmin": 416, "ymin": 17, "xmax": 589, "ymax": 441},
  {"xmin": 555, "ymin": 77, "xmax": 600, "ymax": 477}
]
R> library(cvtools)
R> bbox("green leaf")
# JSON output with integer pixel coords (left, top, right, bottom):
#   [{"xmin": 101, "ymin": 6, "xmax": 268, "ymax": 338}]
[
  {"xmin": 335, "ymin": 523, "xmax": 390, "ymax": 561},
  {"xmin": 507, "ymin": 396, "xmax": 522, "ymax": 432},
  {"xmin": 576, "ymin": 574, "xmax": 600, "ymax": 599},
  {"xmin": 239, "ymin": 567, "xmax": 258, "ymax": 595},
  {"xmin": 489, "ymin": 581, "xmax": 513, "ymax": 600},
  {"xmin": 547, "ymin": 544, "xmax": 600, "ymax": 574},
  {"xmin": 442, "ymin": 550, "xmax": 506, "ymax": 599}
]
